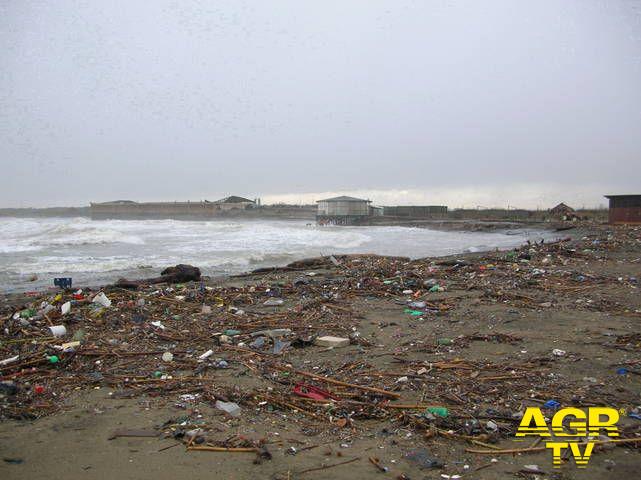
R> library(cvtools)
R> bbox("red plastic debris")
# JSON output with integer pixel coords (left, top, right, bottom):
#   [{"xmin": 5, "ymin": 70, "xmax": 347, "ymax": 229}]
[{"xmin": 293, "ymin": 382, "xmax": 340, "ymax": 400}]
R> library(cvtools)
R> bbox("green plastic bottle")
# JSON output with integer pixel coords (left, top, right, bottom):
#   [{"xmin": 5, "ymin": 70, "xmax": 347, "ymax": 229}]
[{"xmin": 426, "ymin": 406, "xmax": 449, "ymax": 417}]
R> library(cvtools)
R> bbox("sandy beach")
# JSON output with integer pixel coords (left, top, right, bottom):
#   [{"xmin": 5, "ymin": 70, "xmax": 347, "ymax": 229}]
[{"xmin": 0, "ymin": 224, "xmax": 639, "ymax": 479}]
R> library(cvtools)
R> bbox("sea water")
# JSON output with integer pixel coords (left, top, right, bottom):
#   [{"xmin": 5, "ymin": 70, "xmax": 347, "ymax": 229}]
[{"xmin": 0, "ymin": 217, "xmax": 555, "ymax": 291}]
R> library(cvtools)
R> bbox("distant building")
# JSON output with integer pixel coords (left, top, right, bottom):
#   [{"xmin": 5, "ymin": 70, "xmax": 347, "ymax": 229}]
[
  {"xmin": 605, "ymin": 195, "xmax": 641, "ymax": 224},
  {"xmin": 316, "ymin": 196, "xmax": 371, "ymax": 225},
  {"xmin": 212, "ymin": 196, "xmax": 255, "ymax": 207},
  {"xmin": 91, "ymin": 196, "xmax": 255, "ymax": 220},
  {"xmin": 369, "ymin": 205, "xmax": 384, "ymax": 216},
  {"xmin": 382, "ymin": 205, "xmax": 447, "ymax": 218},
  {"xmin": 549, "ymin": 202, "xmax": 578, "ymax": 220}
]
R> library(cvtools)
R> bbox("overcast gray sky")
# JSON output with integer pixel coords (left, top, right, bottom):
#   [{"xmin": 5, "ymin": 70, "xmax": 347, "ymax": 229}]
[{"xmin": 1, "ymin": 0, "xmax": 640, "ymax": 208}]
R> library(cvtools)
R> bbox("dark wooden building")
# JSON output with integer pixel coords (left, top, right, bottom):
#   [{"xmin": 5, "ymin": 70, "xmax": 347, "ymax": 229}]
[{"xmin": 605, "ymin": 195, "xmax": 641, "ymax": 224}]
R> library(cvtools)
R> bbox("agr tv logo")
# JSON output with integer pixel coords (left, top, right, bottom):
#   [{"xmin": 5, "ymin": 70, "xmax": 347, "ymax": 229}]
[{"xmin": 516, "ymin": 407, "xmax": 620, "ymax": 468}]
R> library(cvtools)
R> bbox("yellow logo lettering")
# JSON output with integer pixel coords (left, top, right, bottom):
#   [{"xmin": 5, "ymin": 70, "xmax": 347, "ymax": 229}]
[
  {"xmin": 551, "ymin": 407, "xmax": 586, "ymax": 437},
  {"xmin": 569, "ymin": 442, "xmax": 594, "ymax": 468},
  {"xmin": 516, "ymin": 407, "xmax": 550, "ymax": 437},
  {"xmin": 588, "ymin": 408, "xmax": 619, "ymax": 437},
  {"xmin": 517, "ymin": 406, "xmax": 620, "ymax": 468},
  {"xmin": 546, "ymin": 442, "xmax": 567, "ymax": 468}
]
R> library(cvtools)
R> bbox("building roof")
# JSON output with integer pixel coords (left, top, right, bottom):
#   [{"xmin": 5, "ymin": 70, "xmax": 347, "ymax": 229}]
[
  {"xmin": 92, "ymin": 200, "xmax": 137, "ymax": 205},
  {"xmin": 550, "ymin": 202, "xmax": 574, "ymax": 212},
  {"xmin": 316, "ymin": 195, "xmax": 371, "ymax": 203},
  {"xmin": 213, "ymin": 196, "xmax": 255, "ymax": 204},
  {"xmin": 605, "ymin": 194, "xmax": 641, "ymax": 198}
]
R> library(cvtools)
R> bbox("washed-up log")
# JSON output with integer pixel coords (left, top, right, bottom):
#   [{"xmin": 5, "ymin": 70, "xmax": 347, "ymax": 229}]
[{"xmin": 115, "ymin": 264, "xmax": 201, "ymax": 289}]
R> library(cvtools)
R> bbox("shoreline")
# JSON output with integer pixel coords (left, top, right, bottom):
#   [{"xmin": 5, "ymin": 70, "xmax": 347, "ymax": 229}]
[{"xmin": 1, "ymin": 223, "xmax": 562, "ymax": 295}]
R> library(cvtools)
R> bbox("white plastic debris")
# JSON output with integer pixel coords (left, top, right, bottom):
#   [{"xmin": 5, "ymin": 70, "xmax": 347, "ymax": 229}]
[
  {"xmin": 263, "ymin": 298, "xmax": 283, "ymax": 306},
  {"xmin": 552, "ymin": 349, "xmax": 566, "ymax": 357},
  {"xmin": 151, "ymin": 321, "xmax": 166, "ymax": 330},
  {"xmin": 198, "ymin": 349, "xmax": 214, "ymax": 361},
  {"xmin": 63, "ymin": 341, "xmax": 80, "ymax": 351},
  {"xmin": 61, "ymin": 301, "xmax": 71, "ymax": 315},
  {"xmin": 314, "ymin": 336, "xmax": 350, "ymax": 348},
  {"xmin": 162, "ymin": 351, "xmax": 174, "ymax": 362},
  {"xmin": 92, "ymin": 292, "xmax": 112, "ymax": 307},
  {"xmin": 522, "ymin": 465, "xmax": 542, "ymax": 473},
  {"xmin": 49, "ymin": 325, "xmax": 67, "ymax": 337},
  {"xmin": 215, "ymin": 400, "xmax": 241, "ymax": 417},
  {"xmin": 0, "ymin": 355, "xmax": 19, "ymax": 366}
]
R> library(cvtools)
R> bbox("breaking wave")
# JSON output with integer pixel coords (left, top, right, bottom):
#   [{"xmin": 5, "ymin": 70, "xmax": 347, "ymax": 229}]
[{"xmin": 0, "ymin": 216, "xmax": 554, "ymax": 291}]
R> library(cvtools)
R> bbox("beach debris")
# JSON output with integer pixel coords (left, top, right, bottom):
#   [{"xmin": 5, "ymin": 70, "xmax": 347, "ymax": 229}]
[
  {"xmin": 215, "ymin": 400, "xmax": 241, "ymax": 417},
  {"xmin": 369, "ymin": 456, "xmax": 389, "ymax": 472},
  {"xmin": 92, "ymin": 292, "xmax": 111, "ymax": 307},
  {"xmin": 521, "ymin": 464, "xmax": 543, "ymax": 474},
  {"xmin": 161, "ymin": 351, "xmax": 174, "ymax": 362},
  {"xmin": 293, "ymin": 276, "xmax": 310, "ymax": 286},
  {"xmin": 263, "ymin": 298, "xmax": 283, "ymax": 306},
  {"xmin": 0, "ymin": 355, "xmax": 20, "ymax": 367},
  {"xmin": 0, "ymin": 381, "xmax": 18, "ymax": 396},
  {"xmin": 293, "ymin": 383, "xmax": 340, "ymax": 401},
  {"xmin": 59, "ymin": 341, "xmax": 80, "ymax": 352},
  {"xmin": 54, "ymin": 277, "xmax": 72, "ymax": 289},
  {"xmin": 198, "ymin": 349, "xmax": 214, "ymax": 361},
  {"xmin": 314, "ymin": 336, "xmax": 350, "ymax": 348},
  {"xmin": 426, "ymin": 407, "xmax": 449, "ymax": 418},
  {"xmin": 272, "ymin": 339, "xmax": 290, "ymax": 354},
  {"xmin": 406, "ymin": 448, "xmax": 443, "ymax": 469},
  {"xmin": 250, "ymin": 328, "xmax": 291, "ymax": 338},
  {"xmin": 48, "ymin": 325, "xmax": 67, "ymax": 337},
  {"xmin": 1, "ymin": 229, "xmax": 641, "ymax": 470}
]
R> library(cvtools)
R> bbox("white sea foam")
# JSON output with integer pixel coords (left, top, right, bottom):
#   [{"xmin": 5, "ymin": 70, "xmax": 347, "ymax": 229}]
[{"xmin": 0, "ymin": 217, "xmax": 555, "ymax": 291}]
